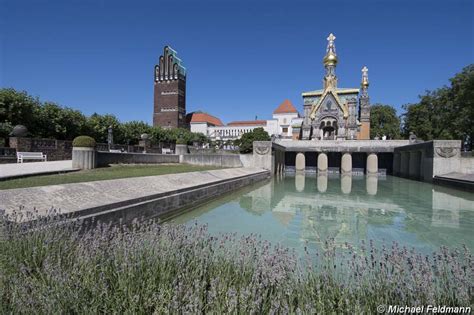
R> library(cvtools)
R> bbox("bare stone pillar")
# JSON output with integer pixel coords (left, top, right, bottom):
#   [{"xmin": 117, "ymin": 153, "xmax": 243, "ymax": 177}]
[
  {"xmin": 393, "ymin": 152, "xmax": 401, "ymax": 176},
  {"xmin": 295, "ymin": 152, "xmax": 306, "ymax": 172},
  {"xmin": 317, "ymin": 173, "xmax": 328, "ymax": 193},
  {"xmin": 341, "ymin": 174, "xmax": 352, "ymax": 194},
  {"xmin": 317, "ymin": 152, "xmax": 328, "ymax": 173},
  {"xmin": 341, "ymin": 152, "xmax": 352, "ymax": 174},
  {"xmin": 366, "ymin": 153, "xmax": 378, "ymax": 174},
  {"xmin": 366, "ymin": 174, "xmax": 378, "ymax": 195}
]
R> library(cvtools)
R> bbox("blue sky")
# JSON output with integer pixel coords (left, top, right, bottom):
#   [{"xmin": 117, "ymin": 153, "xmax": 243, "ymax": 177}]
[{"xmin": 1, "ymin": 0, "xmax": 472, "ymax": 124}]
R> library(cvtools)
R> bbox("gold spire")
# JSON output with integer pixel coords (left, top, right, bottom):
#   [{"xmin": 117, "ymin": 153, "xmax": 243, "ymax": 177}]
[{"xmin": 323, "ymin": 33, "xmax": 338, "ymax": 66}]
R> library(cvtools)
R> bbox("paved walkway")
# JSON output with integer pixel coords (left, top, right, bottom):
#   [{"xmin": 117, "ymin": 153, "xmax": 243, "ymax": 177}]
[
  {"xmin": 0, "ymin": 160, "xmax": 77, "ymax": 180},
  {"xmin": 0, "ymin": 168, "xmax": 268, "ymax": 219}
]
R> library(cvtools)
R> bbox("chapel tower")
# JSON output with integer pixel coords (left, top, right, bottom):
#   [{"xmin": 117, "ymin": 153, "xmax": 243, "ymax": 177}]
[
  {"xmin": 300, "ymin": 33, "xmax": 371, "ymax": 140},
  {"xmin": 153, "ymin": 46, "xmax": 187, "ymax": 128}
]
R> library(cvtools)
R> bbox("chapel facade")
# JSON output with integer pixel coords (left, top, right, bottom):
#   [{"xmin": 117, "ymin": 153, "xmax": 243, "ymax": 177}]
[{"xmin": 300, "ymin": 33, "xmax": 370, "ymax": 140}]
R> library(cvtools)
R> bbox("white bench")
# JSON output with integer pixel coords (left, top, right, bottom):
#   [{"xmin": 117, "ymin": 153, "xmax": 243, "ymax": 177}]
[{"xmin": 17, "ymin": 152, "xmax": 47, "ymax": 163}]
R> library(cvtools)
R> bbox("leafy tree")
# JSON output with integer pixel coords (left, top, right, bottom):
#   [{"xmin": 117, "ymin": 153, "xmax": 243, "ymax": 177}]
[
  {"xmin": 370, "ymin": 104, "xmax": 401, "ymax": 139},
  {"xmin": 402, "ymin": 64, "xmax": 473, "ymax": 140},
  {"xmin": 36, "ymin": 102, "xmax": 87, "ymax": 140},
  {"xmin": 119, "ymin": 121, "xmax": 152, "ymax": 145},
  {"xmin": 85, "ymin": 113, "xmax": 122, "ymax": 143},
  {"xmin": 0, "ymin": 88, "xmax": 41, "ymax": 138},
  {"xmin": 237, "ymin": 127, "xmax": 270, "ymax": 153}
]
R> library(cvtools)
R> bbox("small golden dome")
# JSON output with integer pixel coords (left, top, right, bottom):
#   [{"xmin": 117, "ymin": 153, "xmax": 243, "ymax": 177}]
[
  {"xmin": 361, "ymin": 78, "xmax": 369, "ymax": 88},
  {"xmin": 323, "ymin": 52, "xmax": 338, "ymax": 66}
]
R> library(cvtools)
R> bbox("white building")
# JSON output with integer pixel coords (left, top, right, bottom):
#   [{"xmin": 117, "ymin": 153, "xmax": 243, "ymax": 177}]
[{"xmin": 187, "ymin": 99, "xmax": 302, "ymax": 141}]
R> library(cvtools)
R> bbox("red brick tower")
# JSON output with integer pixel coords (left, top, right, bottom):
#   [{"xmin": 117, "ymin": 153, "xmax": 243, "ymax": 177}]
[{"xmin": 153, "ymin": 46, "xmax": 187, "ymax": 128}]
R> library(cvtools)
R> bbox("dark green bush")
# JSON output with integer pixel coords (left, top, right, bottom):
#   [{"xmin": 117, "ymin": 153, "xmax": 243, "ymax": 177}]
[
  {"xmin": 72, "ymin": 135, "xmax": 96, "ymax": 147},
  {"xmin": 238, "ymin": 127, "xmax": 270, "ymax": 153}
]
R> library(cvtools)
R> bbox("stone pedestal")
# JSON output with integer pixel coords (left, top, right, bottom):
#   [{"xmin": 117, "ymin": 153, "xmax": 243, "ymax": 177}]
[
  {"xmin": 295, "ymin": 152, "xmax": 305, "ymax": 172},
  {"xmin": 318, "ymin": 152, "xmax": 328, "ymax": 173},
  {"xmin": 72, "ymin": 147, "xmax": 96, "ymax": 170},
  {"xmin": 139, "ymin": 139, "xmax": 151, "ymax": 152},
  {"xmin": 366, "ymin": 153, "xmax": 378, "ymax": 174},
  {"xmin": 175, "ymin": 144, "xmax": 188, "ymax": 155},
  {"xmin": 341, "ymin": 152, "xmax": 352, "ymax": 174},
  {"xmin": 252, "ymin": 141, "xmax": 272, "ymax": 171}
]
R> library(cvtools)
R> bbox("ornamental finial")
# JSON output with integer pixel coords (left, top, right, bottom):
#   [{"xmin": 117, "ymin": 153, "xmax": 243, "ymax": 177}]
[
  {"xmin": 323, "ymin": 33, "xmax": 338, "ymax": 66},
  {"xmin": 327, "ymin": 33, "xmax": 336, "ymax": 53},
  {"xmin": 361, "ymin": 66, "xmax": 369, "ymax": 88}
]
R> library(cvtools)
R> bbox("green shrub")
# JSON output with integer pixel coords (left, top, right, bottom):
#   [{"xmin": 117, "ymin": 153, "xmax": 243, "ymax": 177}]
[
  {"xmin": 238, "ymin": 127, "xmax": 270, "ymax": 153},
  {"xmin": 72, "ymin": 135, "xmax": 96, "ymax": 147}
]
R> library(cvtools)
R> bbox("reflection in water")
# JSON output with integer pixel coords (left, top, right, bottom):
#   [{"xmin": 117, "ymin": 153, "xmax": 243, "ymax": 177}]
[
  {"xmin": 172, "ymin": 174, "xmax": 474, "ymax": 254},
  {"xmin": 295, "ymin": 172, "xmax": 305, "ymax": 192},
  {"xmin": 317, "ymin": 173, "xmax": 328, "ymax": 193},
  {"xmin": 341, "ymin": 174, "xmax": 352, "ymax": 194},
  {"xmin": 366, "ymin": 174, "xmax": 378, "ymax": 195}
]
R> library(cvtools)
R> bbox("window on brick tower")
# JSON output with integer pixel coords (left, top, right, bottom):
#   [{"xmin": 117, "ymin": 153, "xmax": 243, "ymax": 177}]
[{"xmin": 282, "ymin": 127, "xmax": 288, "ymax": 135}]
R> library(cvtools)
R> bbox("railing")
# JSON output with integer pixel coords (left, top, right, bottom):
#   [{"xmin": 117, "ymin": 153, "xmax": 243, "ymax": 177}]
[
  {"xmin": 96, "ymin": 143, "xmax": 175, "ymax": 154},
  {"xmin": 31, "ymin": 139, "xmax": 57, "ymax": 150}
]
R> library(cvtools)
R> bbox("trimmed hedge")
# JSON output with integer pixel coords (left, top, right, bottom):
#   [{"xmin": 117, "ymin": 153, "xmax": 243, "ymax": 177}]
[{"xmin": 72, "ymin": 136, "xmax": 96, "ymax": 147}]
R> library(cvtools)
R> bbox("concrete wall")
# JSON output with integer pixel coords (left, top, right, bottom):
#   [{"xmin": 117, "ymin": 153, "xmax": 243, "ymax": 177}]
[
  {"xmin": 181, "ymin": 154, "xmax": 243, "ymax": 168},
  {"xmin": 239, "ymin": 154, "xmax": 254, "ymax": 168},
  {"xmin": 97, "ymin": 152, "xmax": 179, "ymax": 166},
  {"xmin": 276, "ymin": 139, "xmax": 410, "ymax": 153},
  {"xmin": 9, "ymin": 137, "xmax": 73, "ymax": 161},
  {"xmin": 393, "ymin": 140, "xmax": 462, "ymax": 182},
  {"xmin": 81, "ymin": 170, "xmax": 270, "ymax": 224},
  {"xmin": 461, "ymin": 156, "xmax": 474, "ymax": 174}
]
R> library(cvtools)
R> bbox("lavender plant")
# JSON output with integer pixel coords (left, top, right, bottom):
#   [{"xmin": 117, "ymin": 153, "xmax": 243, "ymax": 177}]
[{"xmin": 0, "ymin": 212, "xmax": 472, "ymax": 314}]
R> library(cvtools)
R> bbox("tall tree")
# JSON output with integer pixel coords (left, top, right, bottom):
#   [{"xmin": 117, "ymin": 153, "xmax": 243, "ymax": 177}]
[
  {"xmin": 0, "ymin": 88, "xmax": 41, "ymax": 138},
  {"xmin": 369, "ymin": 104, "xmax": 401, "ymax": 139},
  {"xmin": 37, "ymin": 102, "xmax": 87, "ymax": 140},
  {"xmin": 119, "ymin": 121, "xmax": 152, "ymax": 145},
  {"xmin": 402, "ymin": 64, "xmax": 473, "ymax": 140},
  {"xmin": 85, "ymin": 113, "xmax": 122, "ymax": 143}
]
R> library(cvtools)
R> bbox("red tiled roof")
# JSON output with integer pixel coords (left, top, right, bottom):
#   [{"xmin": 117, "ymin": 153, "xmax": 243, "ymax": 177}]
[
  {"xmin": 188, "ymin": 112, "xmax": 223, "ymax": 126},
  {"xmin": 273, "ymin": 99, "xmax": 298, "ymax": 114},
  {"xmin": 227, "ymin": 120, "xmax": 267, "ymax": 126}
]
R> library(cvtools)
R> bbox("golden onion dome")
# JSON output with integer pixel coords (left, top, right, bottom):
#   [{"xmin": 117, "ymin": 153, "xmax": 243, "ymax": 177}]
[{"xmin": 323, "ymin": 51, "xmax": 338, "ymax": 66}]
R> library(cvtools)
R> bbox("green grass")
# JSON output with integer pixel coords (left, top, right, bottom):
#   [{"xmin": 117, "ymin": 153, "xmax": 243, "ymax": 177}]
[{"xmin": 0, "ymin": 164, "xmax": 221, "ymax": 190}]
